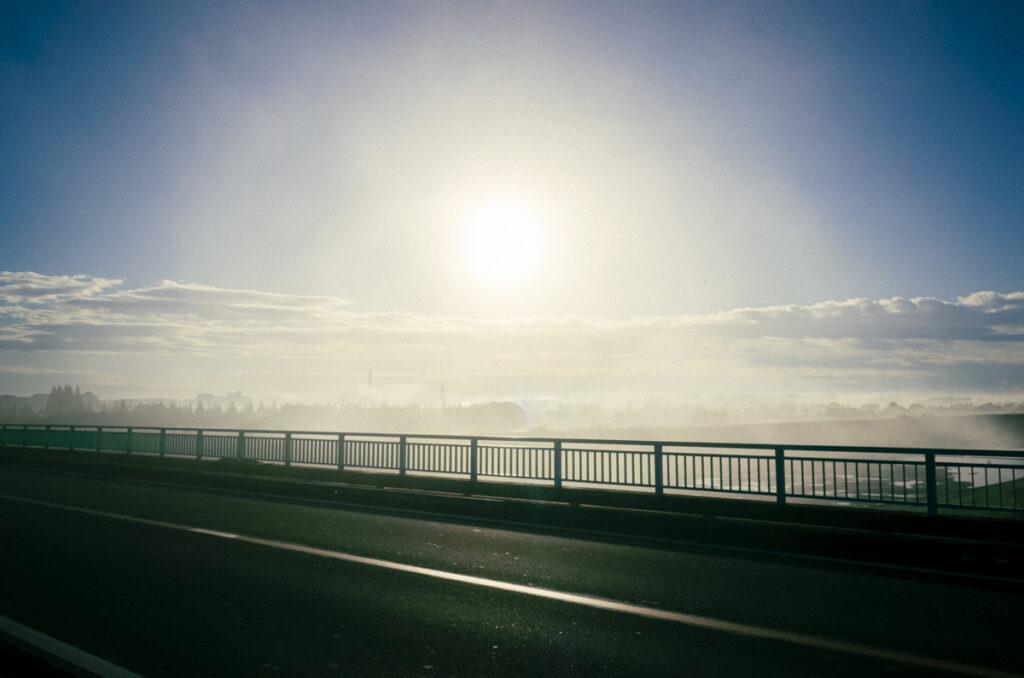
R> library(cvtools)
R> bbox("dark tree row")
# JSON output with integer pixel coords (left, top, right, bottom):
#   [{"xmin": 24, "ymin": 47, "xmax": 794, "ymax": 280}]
[{"xmin": 0, "ymin": 386, "xmax": 528, "ymax": 436}]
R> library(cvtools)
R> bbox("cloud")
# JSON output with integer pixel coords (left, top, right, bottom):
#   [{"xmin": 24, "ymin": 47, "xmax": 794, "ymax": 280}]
[
  {"xmin": 62, "ymin": 280, "xmax": 353, "ymax": 323},
  {"xmin": 617, "ymin": 292, "xmax": 1024, "ymax": 343},
  {"xmin": 0, "ymin": 271, "xmax": 122, "ymax": 303},
  {"xmin": 2, "ymin": 273, "xmax": 1023, "ymax": 352},
  {"xmin": 0, "ymin": 365, "xmax": 82, "ymax": 375},
  {"xmin": 2, "ymin": 272, "xmax": 1024, "ymax": 398}
]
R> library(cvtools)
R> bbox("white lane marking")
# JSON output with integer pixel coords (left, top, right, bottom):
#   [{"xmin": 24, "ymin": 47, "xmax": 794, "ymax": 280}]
[
  {"xmin": 0, "ymin": 614, "xmax": 143, "ymax": 678},
  {"xmin": 8, "ymin": 461, "xmax": 1023, "ymax": 585},
  {"xmin": 2, "ymin": 492, "xmax": 1021, "ymax": 678}
]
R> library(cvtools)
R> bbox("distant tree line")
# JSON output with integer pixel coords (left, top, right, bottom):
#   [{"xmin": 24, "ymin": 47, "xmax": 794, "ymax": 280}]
[{"xmin": 0, "ymin": 385, "xmax": 528, "ymax": 435}]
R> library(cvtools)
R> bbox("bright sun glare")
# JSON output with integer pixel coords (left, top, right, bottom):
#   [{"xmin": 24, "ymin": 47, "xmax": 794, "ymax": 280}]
[{"xmin": 460, "ymin": 197, "xmax": 545, "ymax": 288}]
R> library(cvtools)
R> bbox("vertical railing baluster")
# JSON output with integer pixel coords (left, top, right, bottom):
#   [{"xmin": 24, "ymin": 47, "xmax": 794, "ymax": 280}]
[
  {"xmin": 925, "ymin": 452, "xmax": 937, "ymax": 516},
  {"xmin": 775, "ymin": 448, "xmax": 786, "ymax": 505},
  {"xmin": 978, "ymin": 466, "xmax": 986, "ymax": 508},
  {"xmin": 654, "ymin": 444, "xmax": 663, "ymax": 496},
  {"xmin": 998, "ymin": 468, "xmax": 1005, "ymax": 509},
  {"xmin": 470, "ymin": 438, "xmax": 478, "ymax": 484},
  {"xmin": 554, "ymin": 441, "xmax": 562, "ymax": 489}
]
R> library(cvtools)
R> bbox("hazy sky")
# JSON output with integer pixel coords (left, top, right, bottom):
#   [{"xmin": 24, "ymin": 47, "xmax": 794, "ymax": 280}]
[{"xmin": 1, "ymin": 1, "xmax": 1022, "ymax": 403}]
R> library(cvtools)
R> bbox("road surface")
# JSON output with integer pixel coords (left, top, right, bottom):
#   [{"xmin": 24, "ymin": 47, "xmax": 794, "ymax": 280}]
[{"xmin": 0, "ymin": 465, "xmax": 1020, "ymax": 677}]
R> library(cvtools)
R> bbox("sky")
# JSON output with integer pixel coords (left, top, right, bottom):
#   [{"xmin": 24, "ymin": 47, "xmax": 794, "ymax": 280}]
[{"xmin": 1, "ymin": 0, "xmax": 1023, "ymax": 406}]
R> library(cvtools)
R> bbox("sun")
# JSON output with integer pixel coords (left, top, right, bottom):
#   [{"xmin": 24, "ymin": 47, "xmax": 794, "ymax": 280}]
[{"xmin": 459, "ymin": 196, "xmax": 546, "ymax": 288}]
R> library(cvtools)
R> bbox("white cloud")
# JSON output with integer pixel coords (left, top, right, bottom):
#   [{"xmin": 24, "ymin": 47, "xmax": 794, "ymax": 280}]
[
  {"xmin": 663, "ymin": 292, "xmax": 1024, "ymax": 342},
  {"xmin": 2, "ymin": 272, "xmax": 1023, "ymax": 399},
  {"xmin": 0, "ymin": 271, "xmax": 122, "ymax": 303}
]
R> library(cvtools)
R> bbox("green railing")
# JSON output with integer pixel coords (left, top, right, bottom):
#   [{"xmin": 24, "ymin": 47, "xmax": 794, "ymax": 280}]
[{"xmin": 2, "ymin": 423, "xmax": 1022, "ymax": 515}]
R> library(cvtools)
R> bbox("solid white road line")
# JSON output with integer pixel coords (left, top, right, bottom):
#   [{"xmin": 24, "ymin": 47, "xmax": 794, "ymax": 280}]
[
  {"xmin": 0, "ymin": 615, "xmax": 143, "ymax": 678},
  {"xmin": 8, "ymin": 462, "xmax": 1023, "ymax": 585},
  {"xmin": 2, "ymin": 492, "xmax": 1021, "ymax": 678}
]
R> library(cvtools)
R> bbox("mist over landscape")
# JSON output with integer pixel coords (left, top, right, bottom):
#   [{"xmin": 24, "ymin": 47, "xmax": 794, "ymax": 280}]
[{"xmin": 3, "ymin": 383, "xmax": 1022, "ymax": 451}]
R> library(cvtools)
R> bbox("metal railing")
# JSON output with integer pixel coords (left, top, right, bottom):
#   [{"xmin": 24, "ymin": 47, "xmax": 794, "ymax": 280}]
[{"xmin": 2, "ymin": 423, "xmax": 1022, "ymax": 515}]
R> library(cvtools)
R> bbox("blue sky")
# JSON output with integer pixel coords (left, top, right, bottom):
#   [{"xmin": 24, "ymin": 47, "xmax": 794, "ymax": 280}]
[{"xmin": 1, "ymin": 1, "xmax": 1022, "ymax": 403}]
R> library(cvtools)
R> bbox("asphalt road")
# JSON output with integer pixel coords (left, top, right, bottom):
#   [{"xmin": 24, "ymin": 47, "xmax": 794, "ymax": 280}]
[{"xmin": 0, "ymin": 466, "xmax": 1021, "ymax": 677}]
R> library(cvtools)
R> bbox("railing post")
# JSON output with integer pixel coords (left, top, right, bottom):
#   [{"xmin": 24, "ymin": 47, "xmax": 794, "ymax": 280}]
[
  {"xmin": 554, "ymin": 440, "xmax": 562, "ymax": 490},
  {"xmin": 159, "ymin": 428, "xmax": 166, "ymax": 457},
  {"xmin": 195, "ymin": 430, "xmax": 204, "ymax": 460},
  {"xmin": 925, "ymin": 451, "xmax": 938, "ymax": 516},
  {"xmin": 44, "ymin": 425, "xmax": 50, "ymax": 450},
  {"xmin": 126, "ymin": 427, "xmax": 133, "ymax": 455},
  {"xmin": 284, "ymin": 432, "xmax": 292, "ymax": 467},
  {"xmin": 96, "ymin": 426, "xmax": 103, "ymax": 453},
  {"xmin": 399, "ymin": 436, "xmax": 407, "ymax": 476},
  {"xmin": 654, "ymin": 443, "xmax": 664, "ymax": 496},
  {"xmin": 337, "ymin": 433, "xmax": 346, "ymax": 471},
  {"xmin": 470, "ymin": 438, "xmax": 478, "ymax": 483},
  {"xmin": 68, "ymin": 425, "xmax": 75, "ymax": 451},
  {"xmin": 775, "ymin": 448, "xmax": 787, "ymax": 505},
  {"xmin": 237, "ymin": 431, "xmax": 245, "ymax": 461},
  {"xmin": 0, "ymin": 424, "xmax": 6, "ymax": 448}
]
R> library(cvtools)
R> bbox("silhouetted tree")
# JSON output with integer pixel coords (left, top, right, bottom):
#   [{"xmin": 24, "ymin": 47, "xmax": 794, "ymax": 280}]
[{"xmin": 44, "ymin": 384, "xmax": 85, "ymax": 418}]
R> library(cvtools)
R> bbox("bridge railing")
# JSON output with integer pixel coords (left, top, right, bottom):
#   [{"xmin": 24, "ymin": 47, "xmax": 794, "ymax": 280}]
[{"xmin": 2, "ymin": 423, "xmax": 1022, "ymax": 515}]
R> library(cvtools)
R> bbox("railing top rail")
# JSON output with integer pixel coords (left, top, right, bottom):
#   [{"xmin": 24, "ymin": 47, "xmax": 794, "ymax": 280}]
[{"xmin": 4, "ymin": 422, "xmax": 1023, "ymax": 459}]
